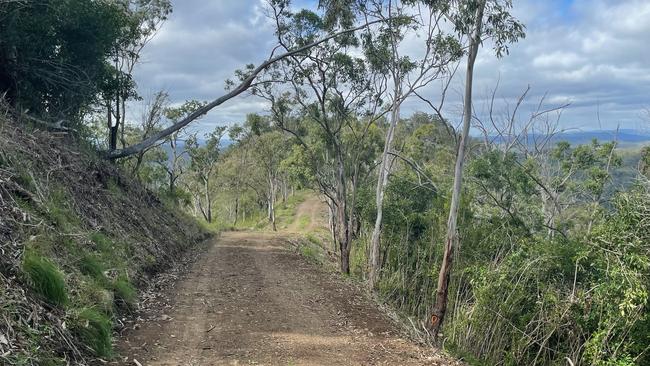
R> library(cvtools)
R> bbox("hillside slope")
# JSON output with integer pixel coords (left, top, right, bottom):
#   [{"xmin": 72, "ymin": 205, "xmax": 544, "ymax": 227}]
[{"xmin": 0, "ymin": 112, "xmax": 208, "ymax": 365}]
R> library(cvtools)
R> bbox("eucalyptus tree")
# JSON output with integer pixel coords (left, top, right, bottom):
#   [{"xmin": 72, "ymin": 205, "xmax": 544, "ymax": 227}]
[
  {"xmin": 252, "ymin": 0, "xmax": 387, "ymax": 273},
  {"xmin": 186, "ymin": 126, "xmax": 227, "ymax": 223},
  {"xmin": 362, "ymin": 0, "xmax": 463, "ymax": 289},
  {"xmin": 157, "ymin": 100, "xmax": 206, "ymax": 204},
  {"xmin": 250, "ymin": 131, "xmax": 291, "ymax": 231},
  {"xmin": 128, "ymin": 91, "xmax": 169, "ymax": 178},
  {"xmin": 105, "ymin": 0, "xmax": 172, "ymax": 151},
  {"xmin": 427, "ymin": 0, "xmax": 525, "ymax": 338}
]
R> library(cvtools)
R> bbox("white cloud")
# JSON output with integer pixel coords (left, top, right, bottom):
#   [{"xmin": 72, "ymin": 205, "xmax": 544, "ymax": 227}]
[{"xmin": 129, "ymin": 0, "xmax": 650, "ymax": 133}]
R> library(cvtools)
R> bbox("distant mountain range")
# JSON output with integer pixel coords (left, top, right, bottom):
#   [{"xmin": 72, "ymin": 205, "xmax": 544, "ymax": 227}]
[{"xmin": 491, "ymin": 129, "xmax": 650, "ymax": 148}]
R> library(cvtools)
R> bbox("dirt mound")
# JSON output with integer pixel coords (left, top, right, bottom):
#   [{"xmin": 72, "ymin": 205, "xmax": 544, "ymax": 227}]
[{"xmin": 0, "ymin": 110, "xmax": 208, "ymax": 365}]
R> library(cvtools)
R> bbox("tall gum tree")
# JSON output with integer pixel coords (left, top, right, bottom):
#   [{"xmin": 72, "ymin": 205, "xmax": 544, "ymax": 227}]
[
  {"xmin": 252, "ymin": 0, "xmax": 387, "ymax": 274},
  {"xmin": 427, "ymin": 0, "xmax": 525, "ymax": 339},
  {"xmin": 362, "ymin": 0, "xmax": 463, "ymax": 289}
]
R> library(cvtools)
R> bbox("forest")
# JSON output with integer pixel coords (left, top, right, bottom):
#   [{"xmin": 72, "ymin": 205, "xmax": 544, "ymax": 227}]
[{"xmin": 1, "ymin": 0, "xmax": 649, "ymax": 365}]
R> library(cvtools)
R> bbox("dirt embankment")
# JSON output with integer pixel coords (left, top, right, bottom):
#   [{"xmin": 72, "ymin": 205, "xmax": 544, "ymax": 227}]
[{"xmin": 0, "ymin": 114, "xmax": 208, "ymax": 365}]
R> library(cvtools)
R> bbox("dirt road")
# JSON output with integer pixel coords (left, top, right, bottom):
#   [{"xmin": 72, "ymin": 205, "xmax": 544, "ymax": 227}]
[
  {"xmin": 287, "ymin": 195, "xmax": 326, "ymax": 232},
  {"xmin": 116, "ymin": 231, "xmax": 454, "ymax": 366}
]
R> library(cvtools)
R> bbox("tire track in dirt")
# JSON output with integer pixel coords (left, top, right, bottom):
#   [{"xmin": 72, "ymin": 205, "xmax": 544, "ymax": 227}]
[
  {"xmin": 288, "ymin": 195, "xmax": 326, "ymax": 232},
  {"xmin": 116, "ymin": 231, "xmax": 457, "ymax": 365}
]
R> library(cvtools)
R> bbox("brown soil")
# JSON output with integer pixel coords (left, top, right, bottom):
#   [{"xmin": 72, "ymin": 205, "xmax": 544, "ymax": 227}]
[
  {"xmin": 288, "ymin": 195, "xmax": 327, "ymax": 232},
  {"xmin": 115, "ymin": 231, "xmax": 456, "ymax": 365}
]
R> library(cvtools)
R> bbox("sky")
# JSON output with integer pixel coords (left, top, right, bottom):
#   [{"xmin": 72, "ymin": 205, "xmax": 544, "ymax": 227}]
[{"xmin": 131, "ymin": 0, "xmax": 650, "ymax": 135}]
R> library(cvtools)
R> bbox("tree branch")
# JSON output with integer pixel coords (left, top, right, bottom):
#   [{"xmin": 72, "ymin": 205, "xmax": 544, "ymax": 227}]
[{"xmin": 104, "ymin": 18, "xmax": 386, "ymax": 159}]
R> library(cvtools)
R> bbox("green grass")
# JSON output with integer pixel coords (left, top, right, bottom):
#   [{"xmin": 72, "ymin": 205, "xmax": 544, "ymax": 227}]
[
  {"xmin": 72, "ymin": 308, "xmax": 112, "ymax": 357},
  {"xmin": 296, "ymin": 215, "xmax": 310, "ymax": 230},
  {"xmin": 89, "ymin": 232, "xmax": 114, "ymax": 253},
  {"xmin": 106, "ymin": 177, "xmax": 123, "ymax": 197},
  {"xmin": 78, "ymin": 254, "xmax": 106, "ymax": 282},
  {"xmin": 299, "ymin": 245, "xmax": 319, "ymax": 263},
  {"xmin": 306, "ymin": 233, "xmax": 321, "ymax": 246},
  {"xmin": 112, "ymin": 275, "xmax": 136, "ymax": 307},
  {"xmin": 22, "ymin": 252, "xmax": 68, "ymax": 307},
  {"xmin": 273, "ymin": 191, "xmax": 308, "ymax": 229},
  {"xmin": 44, "ymin": 188, "xmax": 79, "ymax": 232}
]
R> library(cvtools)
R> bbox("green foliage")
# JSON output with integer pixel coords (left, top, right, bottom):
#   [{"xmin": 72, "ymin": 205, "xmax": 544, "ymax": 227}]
[
  {"xmin": 299, "ymin": 244, "xmax": 320, "ymax": 263},
  {"xmin": 72, "ymin": 308, "xmax": 112, "ymax": 357},
  {"xmin": 0, "ymin": 0, "xmax": 131, "ymax": 121},
  {"xmin": 22, "ymin": 252, "xmax": 68, "ymax": 307}
]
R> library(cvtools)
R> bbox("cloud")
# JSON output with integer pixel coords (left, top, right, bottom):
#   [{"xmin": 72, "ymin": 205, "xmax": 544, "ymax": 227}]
[{"xmin": 129, "ymin": 0, "xmax": 650, "ymax": 134}]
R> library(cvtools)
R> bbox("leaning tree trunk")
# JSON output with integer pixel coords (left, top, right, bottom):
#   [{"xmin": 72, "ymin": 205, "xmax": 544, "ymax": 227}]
[
  {"xmin": 369, "ymin": 99, "xmax": 400, "ymax": 288},
  {"xmin": 428, "ymin": 0, "xmax": 485, "ymax": 339}
]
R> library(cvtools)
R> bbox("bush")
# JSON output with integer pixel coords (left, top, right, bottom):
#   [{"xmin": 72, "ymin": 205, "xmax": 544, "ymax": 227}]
[
  {"xmin": 72, "ymin": 308, "xmax": 112, "ymax": 357},
  {"xmin": 22, "ymin": 252, "xmax": 68, "ymax": 306}
]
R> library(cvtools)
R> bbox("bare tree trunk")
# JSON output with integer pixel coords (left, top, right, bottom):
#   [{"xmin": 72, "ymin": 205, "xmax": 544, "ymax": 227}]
[
  {"xmin": 336, "ymin": 152, "xmax": 351, "ymax": 274},
  {"xmin": 428, "ymin": 0, "xmax": 485, "ymax": 339},
  {"xmin": 233, "ymin": 196, "xmax": 239, "ymax": 226},
  {"xmin": 327, "ymin": 197, "xmax": 337, "ymax": 252},
  {"xmin": 369, "ymin": 102, "xmax": 400, "ymax": 288},
  {"xmin": 204, "ymin": 177, "xmax": 212, "ymax": 223},
  {"xmin": 269, "ymin": 174, "xmax": 277, "ymax": 231}
]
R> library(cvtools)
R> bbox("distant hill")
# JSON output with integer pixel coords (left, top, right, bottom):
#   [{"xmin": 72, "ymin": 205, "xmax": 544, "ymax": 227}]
[
  {"xmin": 491, "ymin": 129, "xmax": 650, "ymax": 148},
  {"xmin": 552, "ymin": 129, "xmax": 650, "ymax": 147}
]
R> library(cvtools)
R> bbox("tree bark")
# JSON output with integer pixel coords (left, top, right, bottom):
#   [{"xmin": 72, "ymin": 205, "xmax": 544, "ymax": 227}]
[
  {"xmin": 204, "ymin": 177, "xmax": 212, "ymax": 223},
  {"xmin": 336, "ymin": 152, "xmax": 351, "ymax": 274},
  {"xmin": 369, "ymin": 101, "xmax": 399, "ymax": 288},
  {"xmin": 233, "ymin": 196, "xmax": 239, "ymax": 226},
  {"xmin": 428, "ymin": 0, "xmax": 486, "ymax": 339},
  {"xmin": 269, "ymin": 174, "xmax": 277, "ymax": 231}
]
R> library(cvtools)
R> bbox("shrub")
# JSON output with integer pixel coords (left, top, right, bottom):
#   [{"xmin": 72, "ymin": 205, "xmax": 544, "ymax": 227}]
[{"xmin": 22, "ymin": 252, "xmax": 68, "ymax": 306}]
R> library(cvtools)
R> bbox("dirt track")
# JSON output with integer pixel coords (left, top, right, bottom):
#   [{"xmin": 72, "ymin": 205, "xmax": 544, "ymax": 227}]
[
  {"xmin": 287, "ymin": 195, "xmax": 325, "ymax": 232},
  {"xmin": 116, "ymin": 204, "xmax": 455, "ymax": 365}
]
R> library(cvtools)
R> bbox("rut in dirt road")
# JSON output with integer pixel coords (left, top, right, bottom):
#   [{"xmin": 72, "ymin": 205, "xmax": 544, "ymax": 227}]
[{"xmin": 117, "ymin": 231, "xmax": 457, "ymax": 366}]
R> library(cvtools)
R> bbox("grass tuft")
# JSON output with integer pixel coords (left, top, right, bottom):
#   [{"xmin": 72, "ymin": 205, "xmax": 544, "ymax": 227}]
[
  {"xmin": 78, "ymin": 255, "xmax": 106, "ymax": 282},
  {"xmin": 45, "ymin": 188, "xmax": 79, "ymax": 232},
  {"xmin": 22, "ymin": 252, "xmax": 68, "ymax": 306},
  {"xmin": 89, "ymin": 232, "xmax": 113, "ymax": 253},
  {"xmin": 72, "ymin": 308, "xmax": 112, "ymax": 357},
  {"xmin": 112, "ymin": 275, "xmax": 137, "ymax": 307}
]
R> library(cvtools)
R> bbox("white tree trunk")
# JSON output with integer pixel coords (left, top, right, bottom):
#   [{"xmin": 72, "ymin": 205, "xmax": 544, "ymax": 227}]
[
  {"xmin": 428, "ymin": 0, "xmax": 486, "ymax": 338},
  {"xmin": 369, "ymin": 103, "xmax": 400, "ymax": 288}
]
